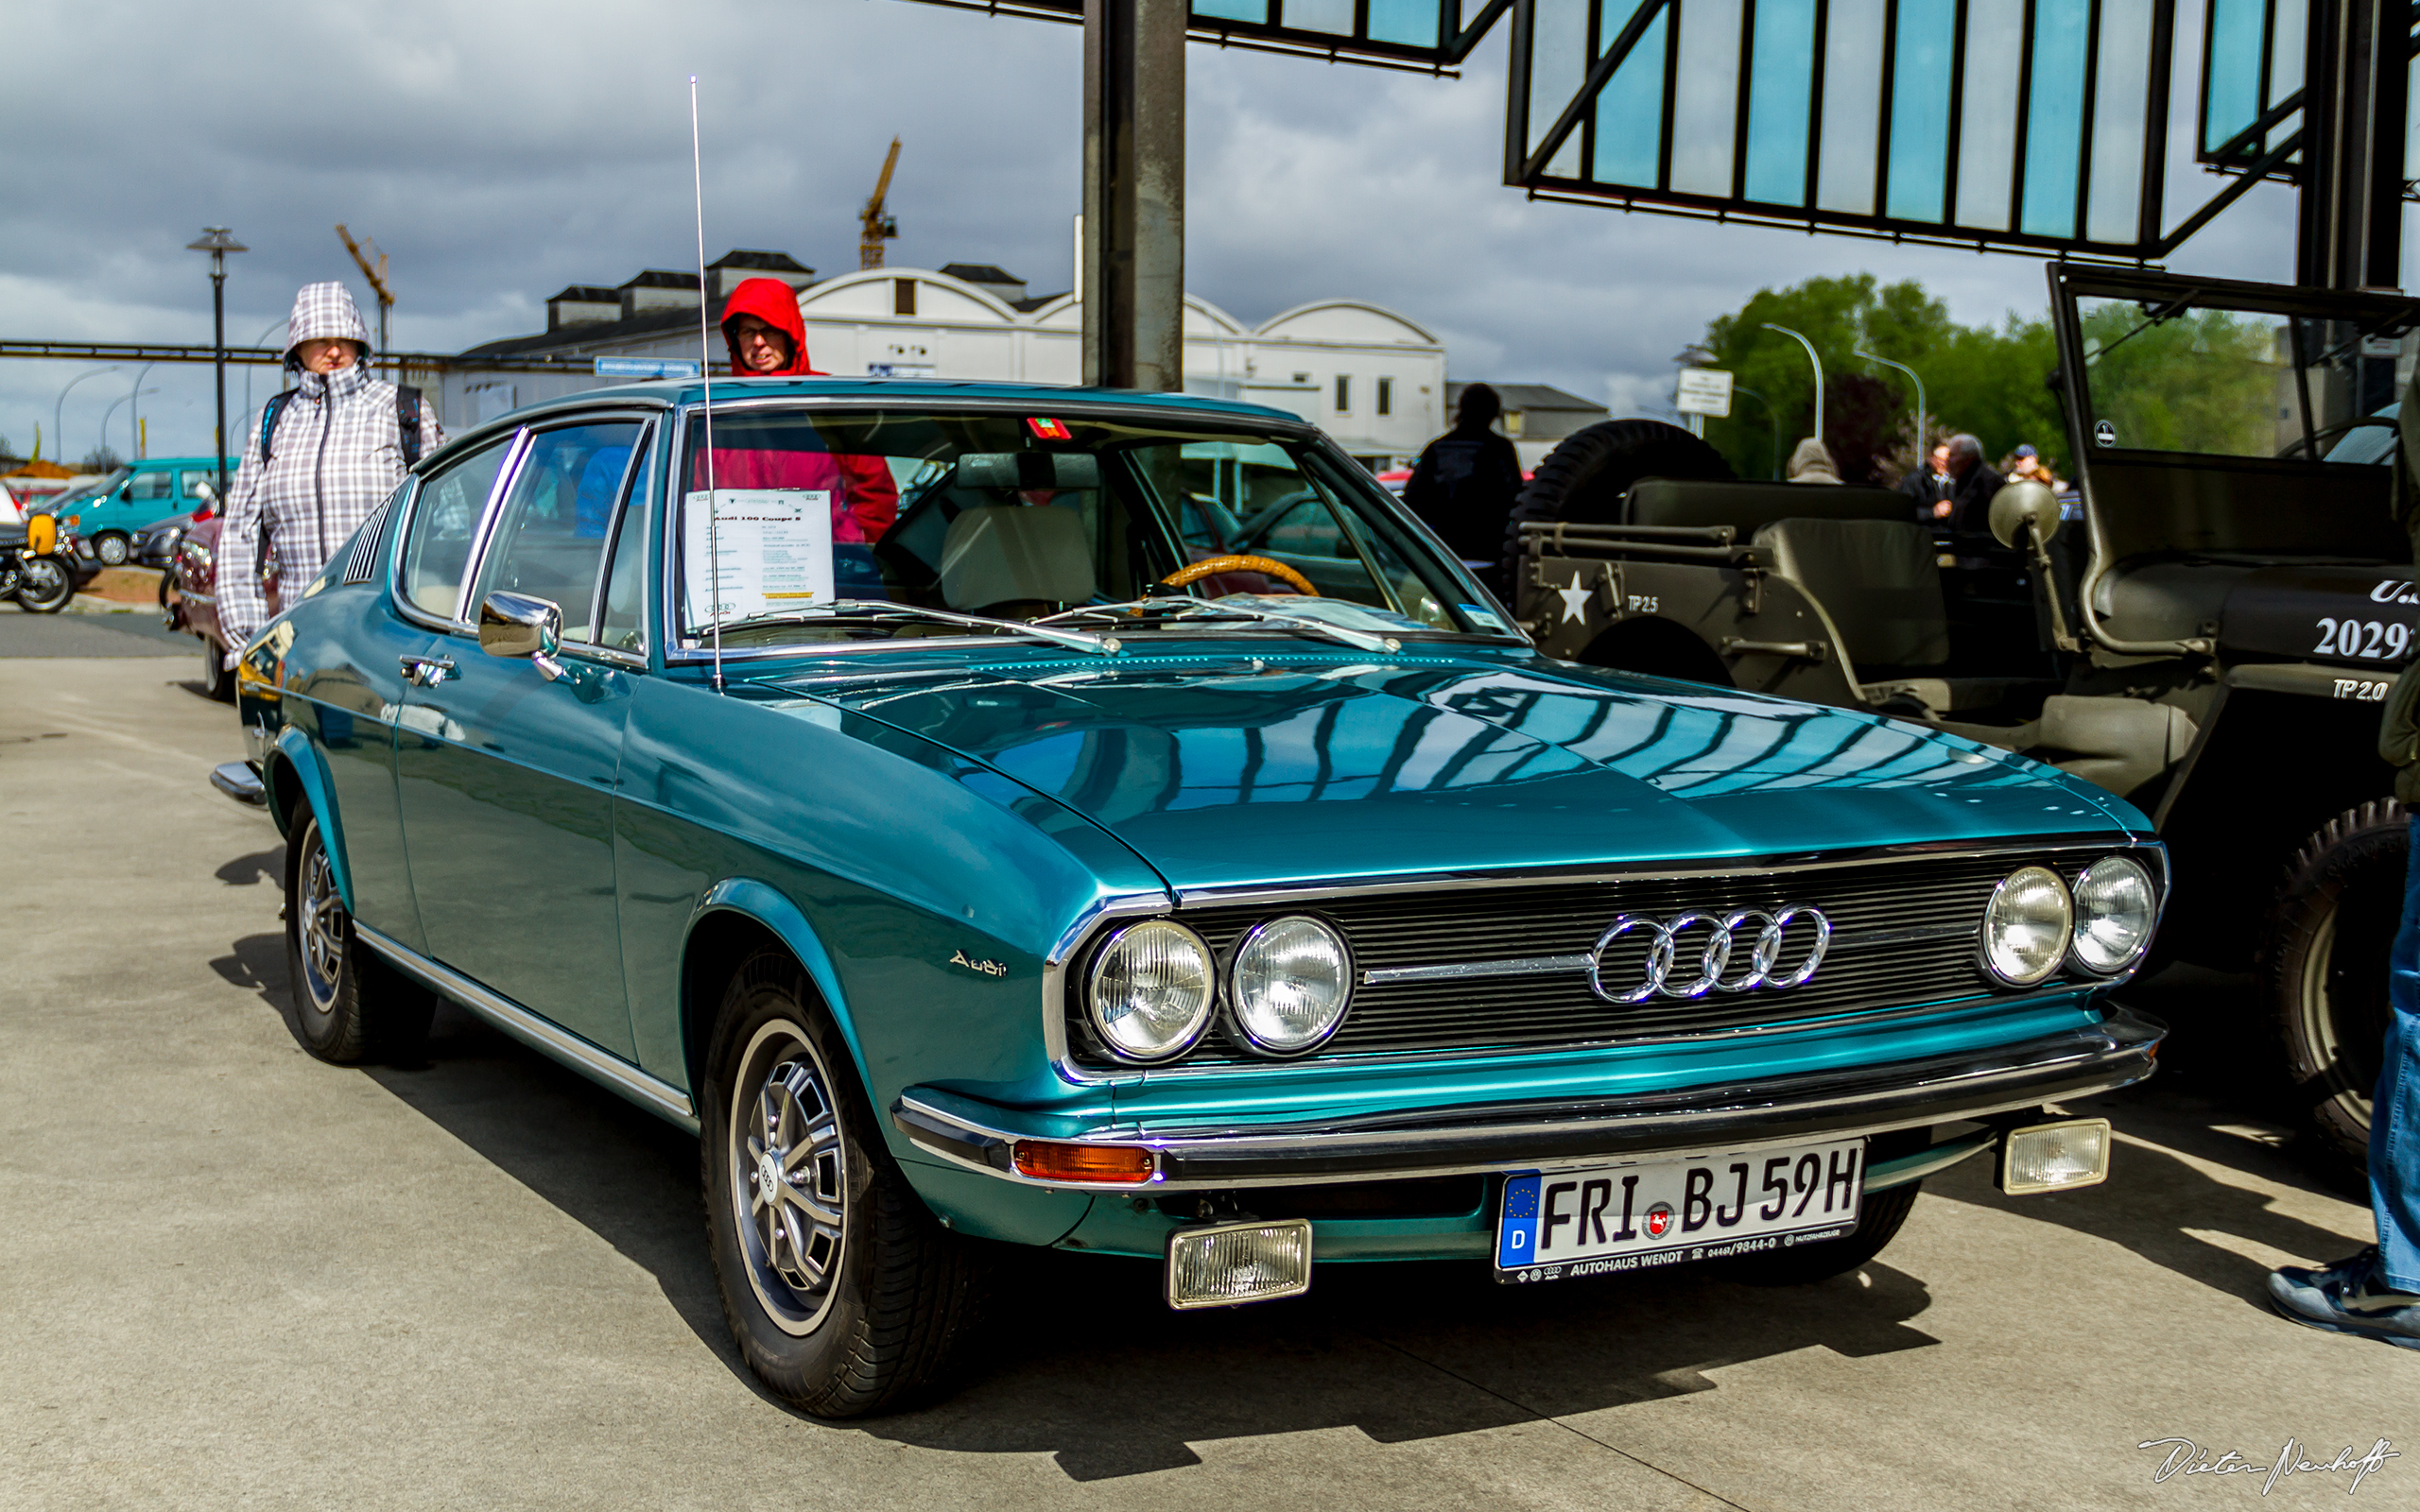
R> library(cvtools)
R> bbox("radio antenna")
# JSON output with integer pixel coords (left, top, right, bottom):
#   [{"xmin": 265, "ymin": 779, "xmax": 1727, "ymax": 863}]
[{"xmin": 690, "ymin": 74, "xmax": 723, "ymax": 692}]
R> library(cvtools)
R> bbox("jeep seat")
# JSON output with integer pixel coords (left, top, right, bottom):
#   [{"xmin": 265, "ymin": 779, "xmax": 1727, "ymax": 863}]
[
  {"xmin": 1626, "ymin": 478, "xmax": 1910, "ymax": 533},
  {"xmin": 1752, "ymin": 516, "xmax": 2036, "ymax": 716}
]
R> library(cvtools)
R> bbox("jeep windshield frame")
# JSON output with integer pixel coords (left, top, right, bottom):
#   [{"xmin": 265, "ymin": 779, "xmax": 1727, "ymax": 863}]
[{"xmin": 2047, "ymin": 264, "xmax": 2420, "ymax": 655}]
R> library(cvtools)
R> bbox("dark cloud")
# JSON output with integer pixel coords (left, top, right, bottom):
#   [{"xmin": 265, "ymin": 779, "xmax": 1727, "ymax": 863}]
[{"xmin": 0, "ymin": 0, "xmax": 2336, "ymax": 458}]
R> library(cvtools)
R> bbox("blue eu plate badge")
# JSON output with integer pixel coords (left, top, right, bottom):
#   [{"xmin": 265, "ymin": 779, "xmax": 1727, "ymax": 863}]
[{"xmin": 1497, "ymin": 1175, "xmax": 1542, "ymax": 1268}]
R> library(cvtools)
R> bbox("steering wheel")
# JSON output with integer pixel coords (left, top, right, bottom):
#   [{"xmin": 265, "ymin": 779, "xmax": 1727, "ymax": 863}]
[
  {"xmin": 1161, "ymin": 555, "xmax": 1321, "ymax": 596},
  {"xmin": 2275, "ymin": 415, "xmax": 2399, "ymax": 460}
]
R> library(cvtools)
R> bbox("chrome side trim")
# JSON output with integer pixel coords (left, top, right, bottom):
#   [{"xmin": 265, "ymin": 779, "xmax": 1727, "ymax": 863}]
[
  {"xmin": 899, "ymin": 1005, "xmax": 2165, "ymax": 1192},
  {"xmin": 1363, "ymin": 954, "xmax": 1591, "ymax": 986},
  {"xmin": 354, "ymin": 923, "xmax": 698, "ymax": 1131}
]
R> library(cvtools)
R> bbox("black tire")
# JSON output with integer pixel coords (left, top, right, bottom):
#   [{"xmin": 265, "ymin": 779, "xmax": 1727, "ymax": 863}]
[
  {"xmin": 282, "ymin": 806, "xmax": 433, "ymax": 1064},
  {"xmin": 700, "ymin": 949, "xmax": 986, "ymax": 1418},
  {"xmin": 1501, "ymin": 419, "xmax": 1735, "ymax": 586},
  {"xmin": 199, "ymin": 636, "xmax": 234, "ymax": 702},
  {"xmin": 14, "ymin": 556, "xmax": 73, "ymax": 613},
  {"xmin": 95, "ymin": 532, "xmax": 130, "ymax": 566},
  {"xmin": 2260, "ymin": 800, "xmax": 2404, "ymax": 1167},
  {"xmin": 1716, "ymin": 1180, "xmax": 1922, "ymax": 1285}
]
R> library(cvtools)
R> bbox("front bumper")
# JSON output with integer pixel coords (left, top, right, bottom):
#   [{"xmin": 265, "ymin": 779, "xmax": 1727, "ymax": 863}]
[{"xmin": 892, "ymin": 1005, "xmax": 2164, "ymax": 1192}]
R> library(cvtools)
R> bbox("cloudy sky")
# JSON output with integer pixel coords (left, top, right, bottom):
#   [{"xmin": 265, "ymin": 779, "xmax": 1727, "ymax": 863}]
[{"xmin": 0, "ymin": 0, "xmax": 2334, "ymax": 460}]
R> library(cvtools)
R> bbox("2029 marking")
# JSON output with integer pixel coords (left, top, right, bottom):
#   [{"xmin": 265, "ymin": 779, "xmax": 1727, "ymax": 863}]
[{"xmin": 2313, "ymin": 617, "xmax": 2412, "ymax": 661}]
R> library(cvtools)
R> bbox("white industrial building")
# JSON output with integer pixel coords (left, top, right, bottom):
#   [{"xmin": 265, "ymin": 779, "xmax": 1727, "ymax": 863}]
[{"xmin": 443, "ymin": 255, "xmax": 1448, "ymax": 466}]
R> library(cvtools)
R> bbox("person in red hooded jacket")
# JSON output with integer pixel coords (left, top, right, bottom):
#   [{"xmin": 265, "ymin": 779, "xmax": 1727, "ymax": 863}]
[{"xmin": 697, "ymin": 277, "xmax": 899, "ymax": 545}]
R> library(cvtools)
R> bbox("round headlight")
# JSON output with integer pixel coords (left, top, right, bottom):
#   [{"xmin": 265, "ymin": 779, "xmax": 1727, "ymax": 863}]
[
  {"xmin": 1231, "ymin": 915, "xmax": 1353, "ymax": 1055},
  {"xmin": 2071, "ymin": 855, "xmax": 2157, "ymax": 973},
  {"xmin": 1982, "ymin": 866, "xmax": 2073, "ymax": 986},
  {"xmin": 1087, "ymin": 919, "xmax": 1216, "ymax": 1062}
]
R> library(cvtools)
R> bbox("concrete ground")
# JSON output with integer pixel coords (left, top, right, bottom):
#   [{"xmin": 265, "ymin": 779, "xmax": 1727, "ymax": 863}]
[{"xmin": 1, "ymin": 634, "xmax": 2409, "ymax": 1511}]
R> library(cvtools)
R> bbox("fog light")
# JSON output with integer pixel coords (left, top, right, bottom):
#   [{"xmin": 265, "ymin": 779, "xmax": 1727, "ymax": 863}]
[
  {"xmin": 1997, "ymin": 1118, "xmax": 2112, "ymax": 1194},
  {"xmin": 1165, "ymin": 1218, "xmax": 1314, "ymax": 1310},
  {"xmin": 1011, "ymin": 1141, "xmax": 1156, "ymax": 1184}
]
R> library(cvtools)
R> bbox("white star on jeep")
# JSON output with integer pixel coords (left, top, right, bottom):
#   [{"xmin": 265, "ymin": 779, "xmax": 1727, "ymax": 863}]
[{"xmin": 1557, "ymin": 572, "xmax": 1592, "ymax": 625}]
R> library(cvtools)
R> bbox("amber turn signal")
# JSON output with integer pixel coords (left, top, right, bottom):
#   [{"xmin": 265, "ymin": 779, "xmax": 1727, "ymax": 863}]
[{"xmin": 1011, "ymin": 1141, "xmax": 1156, "ymax": 1183}]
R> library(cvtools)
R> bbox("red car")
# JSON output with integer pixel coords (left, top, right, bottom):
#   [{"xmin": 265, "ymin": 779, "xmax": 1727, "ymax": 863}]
[{"xmin": 166, "ymin": 512, "xmax": 276, "ymax": 702}]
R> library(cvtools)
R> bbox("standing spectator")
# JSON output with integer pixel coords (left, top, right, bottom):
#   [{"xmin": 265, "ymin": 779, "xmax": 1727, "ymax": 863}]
[
  {"xmin": 217, "ymin": 284, "xmax": 443, "ymax": 664},
  {"xmin": 2266, "ymin": 392, "xmax": 2420, "ymax": 1351},
  {"xmin": 1407, "ymin": 383, "xmax": 1524, "ymax": 587},
  {"xmin": 2004, "ymin": 443, "xmax": 2063, "ymax": 491},
  {"xmin": 1899, "ymin": 439, "xmax": 1950, "ymax": 517},
  {"xmin": 1932, "ymin": 434, "xmax": 2005, "ymax": 533},
  {"xmin": 1786, "ymin": 437, "xmax": 1842, "ymax": 484}
]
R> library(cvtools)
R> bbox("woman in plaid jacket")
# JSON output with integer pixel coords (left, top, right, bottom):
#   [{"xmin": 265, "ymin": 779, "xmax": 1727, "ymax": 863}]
[{"xmin": 216, "ymin": 282, "xmax": 445, "ymax": 663}]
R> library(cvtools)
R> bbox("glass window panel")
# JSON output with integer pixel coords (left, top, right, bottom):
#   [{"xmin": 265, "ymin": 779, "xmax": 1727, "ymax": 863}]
[
  {"xmin": 1668, "ymin": 0, "xmax": 1742, "ymax": 196},
  {"xmin": 2202, "ymin": 0, "xmax": 2268, "ymax": 152},
  {"xmin": 1815, "ymin": 0, "xmax": 1886, "ymax": 215},
  {"xmin": 1193, "ymin": 0, "xmax": 1267, "ymax": 21},
  {"xmin": 1529, "ymin": 0, "xmax": 1591, "ymax": 177},
  {"xmin": 1742, "ymin": 0, "xmax": 1815, "ymax": 204},
  {"xmin": 2084, "ymin": 0, "xmax": 2152, "ymax": 244},
  {"xmin": 1955, "ymin": 0, "xmax": 2024, "ymax": 229},
  {"xmin": 470, "ymin": 422, "xmax": 640, "ymax": 643},
  {"xmin": 597, "ymin": 439, "xmax": 654, "ymax": 653},
  {"xmin": 1282, "ymin": 0, "xmax": 1356, "ymax": 36},
  {"xmin": 1884, "ymin": 0, "xmax": 1955, "ymax": 221},
  {"xmin": 181, "ymin": 471, "xmax": 220, "ymax": 501},
  {"xmin": 2267, "ymin": 0, "xmax": 2306, "ymax": 154},
  {"xmin": 128, "ymin": 471, "xmax": 174, "ymax": 502},
  {"xmin": 1590, "ymin": 5, "xmax": 1668, "ymax": 187},
  {"xmin": 2019, "ymin": 0, "xmax": 2090, "ymax": 239},
  {"xmin": 403, "ymin": 436, "xmax": 513, "ymax": 620},
  {"xmin": 1365, "ymin": 0, "xmax": 1438, "ymax": 46}
]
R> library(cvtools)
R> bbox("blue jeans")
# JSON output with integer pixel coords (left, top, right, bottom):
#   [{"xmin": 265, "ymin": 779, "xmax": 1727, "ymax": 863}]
[{"xmin": 2377, "ymin": 820, "xmax": 2420, "ymax": 1290}]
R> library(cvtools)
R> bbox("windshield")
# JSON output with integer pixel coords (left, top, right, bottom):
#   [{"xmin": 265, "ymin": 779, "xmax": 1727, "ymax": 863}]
[
  {"xmin": 2075, "ymin": 294, "xmax": 2418, "ymax": 462},
  {"xmin": 671, "ymin": 405, "xmax": 1499, "ymax": 650},
  {"xmin": 34, "ymin": 467, "xmax": 131, "ymax": 514}
]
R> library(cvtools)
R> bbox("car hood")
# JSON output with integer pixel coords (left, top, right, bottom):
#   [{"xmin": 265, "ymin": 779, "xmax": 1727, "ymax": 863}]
[{"xmin": 792, "ymin": 648, "xmax": 2135, "ymax": 893}]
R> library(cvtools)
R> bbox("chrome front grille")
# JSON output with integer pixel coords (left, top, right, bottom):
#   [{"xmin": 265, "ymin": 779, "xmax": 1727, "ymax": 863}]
[{"xmin": 1063, "ymin": 843, "xmax": 2151, "ymax": 1069}]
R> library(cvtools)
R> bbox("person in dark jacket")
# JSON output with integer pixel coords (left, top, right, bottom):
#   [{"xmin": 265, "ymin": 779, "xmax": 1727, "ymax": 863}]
[
  {"xmin": 1405, "ymin": 384, "xmax": 1524, "ymax": 583},
  {"xmin": 1938, "ymin": 433, "xmax": 2004, "ymax": 534}
]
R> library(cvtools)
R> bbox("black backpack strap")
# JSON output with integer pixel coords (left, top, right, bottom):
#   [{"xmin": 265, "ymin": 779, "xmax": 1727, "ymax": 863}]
[
  {"xmin": 259, "ymin": 389, "xmax": 298, "ymax": 463},
  {"xmin": 395, "ymin": 385, "xmax": 424, "ymax": 468}
]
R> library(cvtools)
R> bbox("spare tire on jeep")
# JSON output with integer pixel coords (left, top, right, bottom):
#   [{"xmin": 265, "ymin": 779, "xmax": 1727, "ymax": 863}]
[{"xmin": 1501, "ymin": 420, "xmax": 1735, "ymax": 587}]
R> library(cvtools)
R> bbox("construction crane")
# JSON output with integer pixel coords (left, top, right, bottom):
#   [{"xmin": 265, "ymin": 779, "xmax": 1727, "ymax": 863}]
[
  {"xmin": 334, "ymin": 224, "xmax": 394, "ymax": 355},
  {"xmin": 859, "ymin": 138, "xmax": 902, "ymax": 271}
]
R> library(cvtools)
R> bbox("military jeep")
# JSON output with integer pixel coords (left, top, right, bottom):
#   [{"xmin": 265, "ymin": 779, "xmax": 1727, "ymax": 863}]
[{"xmin": 1511, "ymin": 265, "xmax": 2419, "ymax": 1166}]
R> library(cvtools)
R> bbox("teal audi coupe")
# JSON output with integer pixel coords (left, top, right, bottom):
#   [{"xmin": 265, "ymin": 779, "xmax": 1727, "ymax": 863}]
[{"xmin": 215, "ymin": 379, "xmax": 2168, "ymax": 1416}]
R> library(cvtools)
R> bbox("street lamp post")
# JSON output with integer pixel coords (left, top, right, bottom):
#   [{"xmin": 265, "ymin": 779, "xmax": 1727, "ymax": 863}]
[
  {"xmin": 55, "ymin": 367, "xmax": 117, "ymax": 468},
  {"xmin": 101, "ymin": 388, "xmax": 161, "ymax": 461},
  {"xmin": 1856, "ymin": 349, "xmax": 1927, "ymax": 467},
  {"xmin": 125, "ymin": 362, "xmax": 155, "ymax": 460},
  {"xmin": 245, "ymin": 318, "xmax": 286, "ymax": 419},
  {"xmin": 1759, "ymin": 323, "xmax": 1824, "ymax": 446},
  {"xmin": 186, "ymin": 227, "xmax": 248, "ymax": 502}
]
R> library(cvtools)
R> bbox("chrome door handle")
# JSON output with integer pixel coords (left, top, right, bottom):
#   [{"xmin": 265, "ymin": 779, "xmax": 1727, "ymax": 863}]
[{"xmin": 399, "ymin": 655, "xmax": 458, "ymax": 687}]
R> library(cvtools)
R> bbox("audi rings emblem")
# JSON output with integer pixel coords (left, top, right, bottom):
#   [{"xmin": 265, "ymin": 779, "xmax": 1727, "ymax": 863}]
[{"xmin": 1586, "ymin": 906, "xmax": 1831, "ymax": 1003}]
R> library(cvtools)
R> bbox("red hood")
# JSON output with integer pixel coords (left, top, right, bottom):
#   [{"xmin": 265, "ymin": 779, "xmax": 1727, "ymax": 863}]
[{"xmin": 720, "ymin": 277, "xmax": 819, "ymax": 376}]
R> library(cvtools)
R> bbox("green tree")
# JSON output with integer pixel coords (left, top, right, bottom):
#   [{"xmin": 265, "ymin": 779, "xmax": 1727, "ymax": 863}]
[{"xmin": 1700, "ymin": 275, "xmax": 2064, "ymax": 484}]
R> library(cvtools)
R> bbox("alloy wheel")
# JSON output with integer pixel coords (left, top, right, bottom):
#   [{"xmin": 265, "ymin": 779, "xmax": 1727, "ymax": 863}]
[
  {"xmin": 297, "ymin": 833, "xmax": 348, "ymax": 1015},
  {"xmin": 728, "ymin": 1020, "xmax": 849, "ymax": 1336}
]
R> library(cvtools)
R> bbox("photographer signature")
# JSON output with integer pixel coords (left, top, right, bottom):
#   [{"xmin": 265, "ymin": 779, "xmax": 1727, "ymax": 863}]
[{"xmin": 2138, "ymin": 1436, "xmax": 2398, "ymax": 1494}]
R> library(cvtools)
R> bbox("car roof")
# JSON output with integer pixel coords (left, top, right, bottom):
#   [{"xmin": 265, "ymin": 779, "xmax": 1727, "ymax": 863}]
[{"xmin": 502, "ymin": 376, "xmax": 1315, "ymax": 427}]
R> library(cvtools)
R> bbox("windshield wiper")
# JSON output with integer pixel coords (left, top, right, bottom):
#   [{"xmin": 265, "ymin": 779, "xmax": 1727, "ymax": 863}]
[
  {"xmin": 1041, "ymin": 597, "xmax": 1403, "ymax": 654},
  {"xmin": 707, "ymin": 600, "xmax": 1121, "ymax": 656}
]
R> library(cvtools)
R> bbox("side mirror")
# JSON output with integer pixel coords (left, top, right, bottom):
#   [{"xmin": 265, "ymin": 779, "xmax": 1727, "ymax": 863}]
[
  {"xmin": 1989, "ymin": 478, "xmax": 2061, "ymax": 551},
  {"xmin": 477, "ymin": 591, "xmax": 566, "ymax": 679}
]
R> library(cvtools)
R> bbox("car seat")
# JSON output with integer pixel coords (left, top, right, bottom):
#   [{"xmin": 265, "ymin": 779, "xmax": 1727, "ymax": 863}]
[{"xmin": 939, "ymin": 505, "xmax": 1098, "ymax": 617}]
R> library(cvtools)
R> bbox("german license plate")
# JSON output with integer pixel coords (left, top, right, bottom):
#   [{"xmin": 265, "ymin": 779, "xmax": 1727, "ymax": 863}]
[{"xmin": 1495, "ymin": 1136, "xmax": 1866, "ymax": 1283}]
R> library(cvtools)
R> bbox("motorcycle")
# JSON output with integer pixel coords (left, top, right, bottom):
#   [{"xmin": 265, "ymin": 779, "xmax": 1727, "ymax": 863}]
[{"xmin": 2, "ymin": 514, "xmax": 95, "ymax": 614}]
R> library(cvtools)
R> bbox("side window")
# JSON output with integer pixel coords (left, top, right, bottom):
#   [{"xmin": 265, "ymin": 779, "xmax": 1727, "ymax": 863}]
[
  {"xmin": 468, "ymin": 421, "xmax": 643, "ymax": 644},
  {"xmin": 180, "ymin": 471, "xmax": 220, "ymax": 503},
  {"xmin": 403, "ymin": 434, "xmax": 516, "ymax": 620},
  {"xmin": 597, "ymin": 435, "xmax": 655, "ymax": 652},
  {"xmin": 129, "ymin": 472, "xmax": 174, "ymax": 503}
]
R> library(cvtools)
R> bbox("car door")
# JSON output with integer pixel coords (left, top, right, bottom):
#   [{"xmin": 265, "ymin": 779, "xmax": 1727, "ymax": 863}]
[{"xmin": 395, "ymin": 418, "xmax": 648, "ymax": 1057}]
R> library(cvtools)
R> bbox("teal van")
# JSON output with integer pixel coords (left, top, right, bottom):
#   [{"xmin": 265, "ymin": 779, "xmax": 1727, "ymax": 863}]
[{"xmin": 44, "ymin": 456, "xmax": 236, "ymax": 565}]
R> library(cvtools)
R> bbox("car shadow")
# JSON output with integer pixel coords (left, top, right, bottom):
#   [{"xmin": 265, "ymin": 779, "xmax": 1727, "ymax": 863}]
[
  {"xmin": 291, "ymin": 984, "xmax": 1945, "ymax": 1481},
  {"xmin": 215, "ymin": 849, "xmax": 281, "ymax": 887}
]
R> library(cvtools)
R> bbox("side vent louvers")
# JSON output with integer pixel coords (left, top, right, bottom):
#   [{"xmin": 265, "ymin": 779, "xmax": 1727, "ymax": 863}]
[{"xmin": 340, "ymin": 502, "xmax": 389, "ymax": 584}]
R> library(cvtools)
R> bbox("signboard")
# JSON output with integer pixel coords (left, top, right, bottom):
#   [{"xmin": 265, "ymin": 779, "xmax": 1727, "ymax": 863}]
[
  {"xmin": 683, "ymin": 490, "xmax": 835, "ymax": 627},
  {"xmin": 1675, "ymin": 368, "xmax": 1734, "ymax": 418},
  {"xmin": 595, "ymin": 356, "xmax": 702, "ymax": 379}
]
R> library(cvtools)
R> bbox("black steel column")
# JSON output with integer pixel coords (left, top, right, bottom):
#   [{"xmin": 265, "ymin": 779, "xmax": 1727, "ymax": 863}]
[
  {"xmin": 2296, "ymin": 0, "xmax": 2407, "ymax": 289},
  {"xmin": 1081, "ymin": 0, "xmax": 1185, "ymax": 391},
  {"xmin": 211, "ymin": 268, "xmax": 229, "ymax": 499}
]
